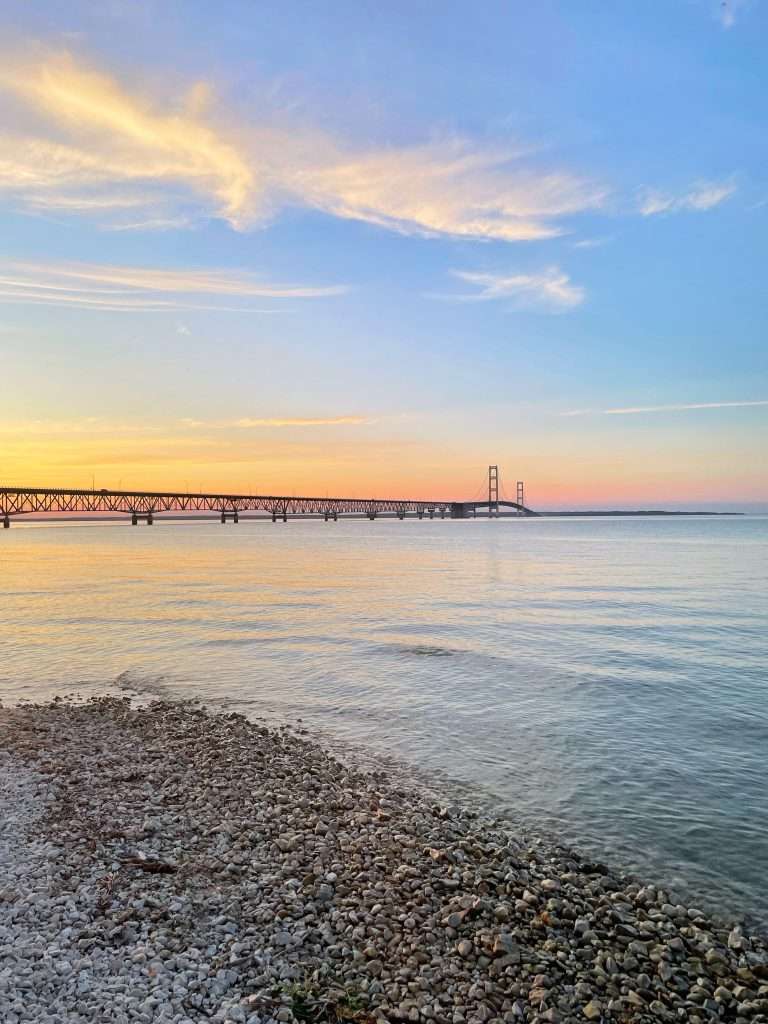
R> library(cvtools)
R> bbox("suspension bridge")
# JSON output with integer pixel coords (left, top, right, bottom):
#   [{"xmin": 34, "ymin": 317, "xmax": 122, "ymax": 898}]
[{"xmin": 0, "ymin": 466, "xmax": 537, "ymax": 527}]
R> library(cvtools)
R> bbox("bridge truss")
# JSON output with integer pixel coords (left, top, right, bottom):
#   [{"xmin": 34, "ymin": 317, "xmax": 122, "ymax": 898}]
[
  {"xmin": 1, "ymin": 468, "xmax": 538, "ymax": 526},
  {"xmin": 0, "ymin": 486, "xmax": 458, "ymax": 527}
]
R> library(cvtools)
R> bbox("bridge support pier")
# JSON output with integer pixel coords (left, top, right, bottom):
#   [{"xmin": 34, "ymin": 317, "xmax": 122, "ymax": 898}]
[
  {"xmin": 220, "ymin": 510, "xmax": 239, "ymax": 523},
  {"xmin": 130, "ymin": 512, "xmax": 154, "ymax": 525},
  {"xmin": 2, "ymin": 515, "xmax": 9, "ymax": 529}
]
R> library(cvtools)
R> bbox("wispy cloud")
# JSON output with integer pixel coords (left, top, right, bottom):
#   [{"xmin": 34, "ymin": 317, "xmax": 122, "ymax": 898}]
[
  {"xmin": 0, "ymin": 415, "xmax": 370, "ymax": 436},
  {"xmin": 562, "ymin": 400, "xmax": 768, "ymax": 417},
  {"xmin": 0, "ymin": 259, "xmax": 346, "ymax": 313},
  {"xmin": 0, "ymin": 418, "xmax": 160, "ymax": 436},
  {"xmin": 438, "ymin": 266, "xmax": 584, "ymax": 311},
  {"xmin": 179, "ymin": 416, "xmax": 369, "ymax": 429},
  {"xmin": 572, "ymin": 236, "xmax": 611, "ymax": 249},
  {"xmin": 24, "ymin": 192, "xmax": 151, "ymax": 212},
  {"xmin": 294, "ymin": 144, "xmax": 605, "ymax": 243},
  {"xmin": 109, "ymin": 215, "xmax": 195, "ymax": 232},
  {"xmin": 0, "ymin": 51, "xmax": 255, "ymax": 227},
  {"xmin": 0, "ymin": 48, "xmax": 606, "ymax": 241},
  {"xmin": 639, "ymin": 180, "xmax": 736, "ymax": 216},
  {"xmin": 232, "ymin": 416, "xmax": 368, "ymax": 428}
]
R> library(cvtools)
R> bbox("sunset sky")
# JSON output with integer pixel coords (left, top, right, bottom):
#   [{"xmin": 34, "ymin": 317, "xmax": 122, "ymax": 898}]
[{"xmin": 1, "ymin": 1, "xmax": 766, "ymax": 509}]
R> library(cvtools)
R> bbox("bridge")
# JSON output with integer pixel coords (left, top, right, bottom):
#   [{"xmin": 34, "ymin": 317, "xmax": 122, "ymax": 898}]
[{"xmin": 0, "ymin": 467, "xmax": 538, "ymax": 527}]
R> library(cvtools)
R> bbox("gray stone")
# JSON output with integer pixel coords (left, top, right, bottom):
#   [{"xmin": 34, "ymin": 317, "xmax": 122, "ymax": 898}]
[
  {"xmin": 0, "ymin": 699, "xmax": 765, "ymax": 1024},
  {"xmin": 492, "ymin": 934, "xmax": 520, "ymax": 961}
]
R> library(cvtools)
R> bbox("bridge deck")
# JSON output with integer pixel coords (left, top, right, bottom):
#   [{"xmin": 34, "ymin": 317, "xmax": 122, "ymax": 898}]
[
  {"xmin": 451, "ymin": 500, "xmax": 538, "ymax": 517},
  {"xmin": 0, "ymin": 487, "xmax": 537, "ymax": 524}
]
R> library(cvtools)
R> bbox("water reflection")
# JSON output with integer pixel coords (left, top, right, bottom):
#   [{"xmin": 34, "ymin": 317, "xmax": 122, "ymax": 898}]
[{"xmin": 1, "ymin": 515, "xmax": 767, "ymax": 928}]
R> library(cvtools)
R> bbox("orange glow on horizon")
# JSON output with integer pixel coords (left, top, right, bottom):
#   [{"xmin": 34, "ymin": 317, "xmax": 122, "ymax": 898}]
[{"xmin": 2, "ymin": 427, "xmax": 765, "ymax": 508}]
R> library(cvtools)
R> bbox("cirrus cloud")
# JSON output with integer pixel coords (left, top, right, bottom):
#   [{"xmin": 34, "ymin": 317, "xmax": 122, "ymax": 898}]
[
  {"xmin": 435, "ymin": 266, "xmax": 585, "ymax": 312},
  {"xmin": 179, "ymin": 416, "xmax": 370, "ymax": 429},
  {"xmin": 0, "ymin": 259, "xmax": 346, "ymax": 313},
  {"xmin": 639, "ymin": 180, "xmax": 736, "ymax": 216},
  {"xmin": 0, "ymin": 414, "xmax": 371, "ymax": 436},
  {"xmin": 562, "ymin": 400, "xmax": 768, "ymax": 417},
  {"xmin": 0, "ymin": 47, "xmax": 607, "ymax": 242}
]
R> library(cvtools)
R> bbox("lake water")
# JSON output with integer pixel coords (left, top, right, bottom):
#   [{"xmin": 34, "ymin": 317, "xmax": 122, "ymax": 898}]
[{"xmin": 1, "ymin": 515, "xmax": 766, "ymax": 929}]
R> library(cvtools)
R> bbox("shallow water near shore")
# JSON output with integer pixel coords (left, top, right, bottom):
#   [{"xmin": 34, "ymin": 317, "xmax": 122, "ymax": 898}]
[{"xmin": 1, "ymin": 515, "xmax": 767, "ymax": 928}]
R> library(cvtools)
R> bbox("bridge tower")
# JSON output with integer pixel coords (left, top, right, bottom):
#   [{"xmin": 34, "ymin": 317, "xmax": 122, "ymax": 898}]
[
  {"xmin": 517, "ymin": 480, "xmax": 525, "ymax": 516},
  {"xmin": 488, "ymin": 465, "xmax": 499, "ymax": 518}
]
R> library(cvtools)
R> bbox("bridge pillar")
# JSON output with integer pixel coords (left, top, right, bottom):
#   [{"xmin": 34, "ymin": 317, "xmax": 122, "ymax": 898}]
[
  {"xmin": 2, "ymin": 515, "xmax": 9, "ymax": 529},
  {"xmin": 397, "ymin": 510, "xmax": 405, "ymax": 520},
  {"xmin": 130, "ymin": 511, "xmax": 156, "ymax": 525},
  {"xmin": 333, "ymin": 510, "xmax": 338, "ymax": 521},
  {"xmin": 272, "ymin": 511, "xmax": 277, "ymax": 522},
  {"xmin": 282, "ymin": 509, "xmax": 288, "ymax": 522},
  {"xmin": 324, "ymin": 511, "xmax": 329, "ymax": 521}
]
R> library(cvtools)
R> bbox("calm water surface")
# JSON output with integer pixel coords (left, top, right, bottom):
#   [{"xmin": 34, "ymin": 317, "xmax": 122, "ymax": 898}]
[{"xmin": 1, "ymin": 516, "xmax": 766, "ymax": 927}]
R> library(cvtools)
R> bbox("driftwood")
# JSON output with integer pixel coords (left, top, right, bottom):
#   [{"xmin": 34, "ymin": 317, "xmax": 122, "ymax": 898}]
[{"xmin": 118, "ymin": 856, "xmax": 177, "ymax": 874}]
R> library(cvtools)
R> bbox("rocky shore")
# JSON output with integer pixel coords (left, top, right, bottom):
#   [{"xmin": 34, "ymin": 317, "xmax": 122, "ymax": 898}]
[{"xmin": 1, "ymin": 698, "xmax": 766, "ymax": 1024}]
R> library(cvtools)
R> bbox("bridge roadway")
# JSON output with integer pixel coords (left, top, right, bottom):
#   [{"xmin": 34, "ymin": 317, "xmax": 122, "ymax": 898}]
[{"xmin": 0, "ymin": 486, "xmax": 537, "ymax": 526}]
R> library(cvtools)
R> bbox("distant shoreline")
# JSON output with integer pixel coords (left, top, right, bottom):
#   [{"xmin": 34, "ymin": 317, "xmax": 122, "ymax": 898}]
[{"xmin": 539, "ymin": 510, "xmax": 744, "ymax": 517}]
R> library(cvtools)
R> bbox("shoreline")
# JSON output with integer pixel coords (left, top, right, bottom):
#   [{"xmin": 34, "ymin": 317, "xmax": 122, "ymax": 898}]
[{"xmin": 1, "ymin": 699, "xmax": 766, "ymax": 1023}]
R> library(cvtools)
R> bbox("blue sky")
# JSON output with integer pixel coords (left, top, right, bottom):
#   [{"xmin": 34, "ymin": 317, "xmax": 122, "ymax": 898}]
[{"xmin": 0, "ymin": 0, "xmax": 766, "ymax": 507}]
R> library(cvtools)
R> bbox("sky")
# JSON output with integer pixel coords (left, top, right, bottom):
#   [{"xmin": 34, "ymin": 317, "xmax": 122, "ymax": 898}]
[{"xmin": 0, "ymin": 0, "xmax": 766, "ymax": 510}]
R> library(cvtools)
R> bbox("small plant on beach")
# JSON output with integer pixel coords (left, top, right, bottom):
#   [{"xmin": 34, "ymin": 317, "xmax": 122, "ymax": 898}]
[{"xmin": 277, "ymin": 982, "xmax": 374, "ymax": 1024}]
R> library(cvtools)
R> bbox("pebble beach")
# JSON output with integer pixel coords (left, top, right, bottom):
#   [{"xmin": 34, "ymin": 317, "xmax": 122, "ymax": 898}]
[{"xmin": 1, "ymin": 698, "xmax": 766, "ymax": 1024}]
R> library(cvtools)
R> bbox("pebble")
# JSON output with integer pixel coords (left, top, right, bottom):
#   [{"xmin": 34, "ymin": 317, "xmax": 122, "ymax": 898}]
[{"xmin": 1, "ymin": 697, "xmax": 766, "ymax": 1024}]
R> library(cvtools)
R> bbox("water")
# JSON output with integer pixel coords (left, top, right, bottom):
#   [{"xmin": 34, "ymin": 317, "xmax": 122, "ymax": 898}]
[{"xmin": 1, "ymin": 515, "xmax": 767, "ymax": 928}]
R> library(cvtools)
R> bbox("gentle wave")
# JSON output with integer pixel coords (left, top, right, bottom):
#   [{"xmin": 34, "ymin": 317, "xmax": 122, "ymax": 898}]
[{"xmin": 1, "ymin": 515, "xmax": 767, "ymax": 929}]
